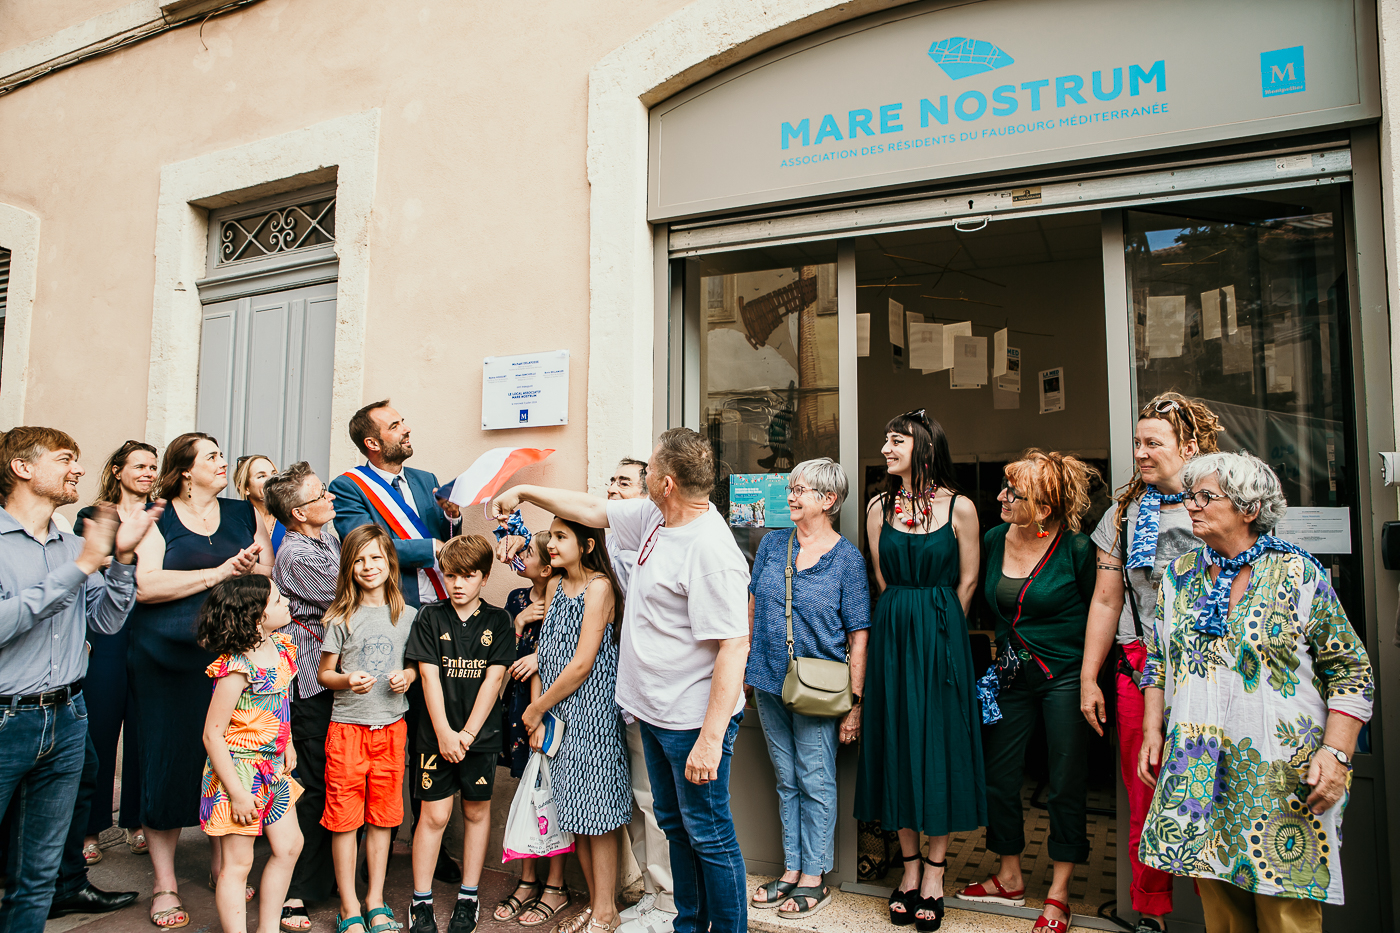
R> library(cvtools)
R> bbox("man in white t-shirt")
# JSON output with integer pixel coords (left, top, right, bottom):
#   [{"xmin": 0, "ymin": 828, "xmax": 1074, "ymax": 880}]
[
  {"xmin": 493, "ymin": 429, "xmax": 750, "ymax": 933},
  {"xmin": 603, "ymin": 456, "xmax": 677, "ymax": 933}
]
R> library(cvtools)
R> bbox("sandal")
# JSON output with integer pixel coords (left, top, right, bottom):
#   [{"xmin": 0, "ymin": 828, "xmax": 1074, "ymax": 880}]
[
  {"xmin": 751, "ymin": 878, "xmax": 798, "ymax": 909},
  {"xmin": 518, "ymin": 885, "xmax": 570, "ymax": 928},
  {"xmin": 553, "ymin": 906, "xmax": 592, "ymax": 933},
  {"xmin": 778, "ymin": 885, "xmax": 832, "ymax": 919},
  {"xmin": 150, "ymin": 891, "xmax": 190, "ymax": 929},
  {"xmin": 367, "ymin": 906, "xmax": 403, "ymax": 933},
  {"xmin": 496, "ymin": 881, "xmax": 544, "ymax": 921},
  {"xmin": 1033, "ymin": 898, "xmax": 1073, "ymax": 933},
  {"xmin": 209, "ymin": 873, "xmax": 255, "ymax": 902},
  {"xmin": 129, "ymin": 831, "xmax": 149, "ymax": 855},
  {"xmin": 888, "ymin": 853, "xmax": 921, "ymax": 926},
  {"xmin": 914, "ymin": 857, "xmax": 946, "ymax": 933},
  {"xmin": 585, "ymin": 919, "xmax": 620, "ymax": 933},
  {"xmin": 83, "ymin": 842, "xmax": 102, "ymax": 865},
  {"xmin": 958, "ymin": 875, "xmax": 1026, "ymax": 907},
  {"xmin": 337, "ymin": 915, "xmax": 369, "ymax": 933},
  {"xmin": 281, "ymin": 904, "xmax": 312, "ymax": 933}
]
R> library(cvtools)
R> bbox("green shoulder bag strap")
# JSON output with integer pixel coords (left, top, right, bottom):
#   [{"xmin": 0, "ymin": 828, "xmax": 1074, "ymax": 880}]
[{"xmin": 779, "ymin": 529, "xmax": 854, "ymax": 718}]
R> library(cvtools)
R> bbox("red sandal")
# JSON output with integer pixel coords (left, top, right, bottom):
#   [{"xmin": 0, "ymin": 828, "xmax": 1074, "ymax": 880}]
[
  {"xmin": 1032, "ymin": 898, "xmax": 1073, "ymax": 933},
  {"xmin": 958, "ymin": 876, "xmax": 1026, "ymax": 907}
]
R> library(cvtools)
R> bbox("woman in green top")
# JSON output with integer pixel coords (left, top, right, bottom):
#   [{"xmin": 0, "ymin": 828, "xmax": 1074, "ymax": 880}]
[{"xmin": 959, "ymin": 450, "xmax": 1097, "ymax": 933}]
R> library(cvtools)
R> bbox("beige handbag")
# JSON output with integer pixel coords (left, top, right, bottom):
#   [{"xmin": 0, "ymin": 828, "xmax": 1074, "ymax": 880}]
[{"xmin": 779, "ymin": 530, "xmax": 854, "ymax": 718}]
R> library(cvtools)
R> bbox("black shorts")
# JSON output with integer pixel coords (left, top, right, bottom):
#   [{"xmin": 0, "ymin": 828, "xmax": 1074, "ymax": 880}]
[{"xmin": 415, "ymin": 749, "xmax": 497, "ymax": 802}]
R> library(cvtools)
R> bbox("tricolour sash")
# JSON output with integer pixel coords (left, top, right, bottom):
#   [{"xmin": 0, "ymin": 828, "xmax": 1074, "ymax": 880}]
[{"xmin": 340, "ymin": 466, "xmax": 449, "ymax": 602}]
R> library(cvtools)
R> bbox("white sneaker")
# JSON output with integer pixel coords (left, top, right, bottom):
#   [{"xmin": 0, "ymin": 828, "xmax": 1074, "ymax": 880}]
[
  {"xmin": 617, "ymin": 906, "xmax": 676, "ymax": 933},
  {"xmin": 619, "ymin": 893, "xmax": 656, "ymax": 923}
]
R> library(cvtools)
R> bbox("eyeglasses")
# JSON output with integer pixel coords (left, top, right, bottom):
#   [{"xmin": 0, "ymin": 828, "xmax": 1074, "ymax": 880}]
[
  {"xmin": 902, "ymin": 409, "xmax": 932, "ymax": 429},
  {"xmin": 1182, "ymin": 488, "xmax": 1229, "ymax": 509},
  {"xmin": 787, "ymin": 483, "xmax": 815, "ymax": 498},
  {"xmin": 1141, "ymin": 398, "xmax": 1197, "ymax": 437},
  {"xmin": 999, "ymin": 480, "xmax": 1024, "ymax": 503},
  {"xmin": 296, "ymin": 486, "xmax": 328, "ymax": 509}
]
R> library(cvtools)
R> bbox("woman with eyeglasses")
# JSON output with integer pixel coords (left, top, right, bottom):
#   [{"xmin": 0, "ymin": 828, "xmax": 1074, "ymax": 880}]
[
  {"xmin": 960, "ymin": 450, "xmax": 1098, "ymax": 933},
  {"xmin": 71, "ymin": 440, "xmax": 159, "ymax": 860},
  {"xmin": 1136, "ymin": 451, "xmax": 1371, "ymax": 933},
  {"xmin": 233, "ymin": 454, "xmax": 285, "ymax": 553},
  {"xmin": 855, "ymin": 411, "xmax": 982, "ymax": 933},
  {"xmin": 1078, "ymin": 392, "xmax": 1220, "ymax": 933},
  {"xmin": 745, "ymin": 458, "xmax": 870, "ymax": 919}
]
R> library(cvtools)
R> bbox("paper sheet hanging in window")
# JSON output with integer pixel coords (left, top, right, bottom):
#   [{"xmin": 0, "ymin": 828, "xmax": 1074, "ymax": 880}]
[
  {"xmin": 1146, "ymin": 296, "xmax": 1186, "ymax": 358},
  {"xmin": 1039, "ymin": 367, "xmax": 1065, "ymax": 414},
  {"xmin": 888, "ymin": 299, "xmax": 905, "ymax": 348},
  {"xmin": 856, "ymin": 313, "xmax": 870, "ymax": 357},
  {"xmin": 993, "ymin": 327, "xmax": 1009, "ymax": 376},
  {"xmin": 909, "ymin": 322, "xmax": 943, "ymax": 372},
  {"xmin": 996, "ymin": 347, "xmax": 1021, "ymax": 392},
  {"xmin": 951, "ymin": 335, "xmax": 987, "ymax": 389}
]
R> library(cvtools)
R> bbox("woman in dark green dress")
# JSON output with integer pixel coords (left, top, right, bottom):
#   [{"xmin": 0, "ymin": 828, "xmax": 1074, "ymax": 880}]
[{"xmin": 856, "ymin": 411, "xmax": 984, "ymax": 933}]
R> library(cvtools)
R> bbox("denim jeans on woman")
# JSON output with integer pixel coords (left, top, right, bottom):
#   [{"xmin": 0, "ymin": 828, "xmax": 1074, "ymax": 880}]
[
  {"xmin": 0, "ymin": 692, "xmax": 88, "ymax": 933},
  {"xmin": 640, "ymin": 716, "xmax": 746, "ymax": 933},
  {"xmin": 754, "ymin": 691, "xmax": 838, "ymax": 876}
]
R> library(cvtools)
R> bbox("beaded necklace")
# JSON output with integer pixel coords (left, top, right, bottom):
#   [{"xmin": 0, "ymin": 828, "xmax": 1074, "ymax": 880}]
[{"xmin": 893, "ymin": 484, "xmax": 937, "ymax": 528}]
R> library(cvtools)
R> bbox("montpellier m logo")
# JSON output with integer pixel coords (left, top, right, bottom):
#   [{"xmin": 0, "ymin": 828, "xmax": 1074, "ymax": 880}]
[
  {"xmin": 1260, "ymin": 46, "xmax": 1305, "ymax": 97},
  {"xmin": 927, "ymin": 37, "xmax": 1014, "ymax": 80}
]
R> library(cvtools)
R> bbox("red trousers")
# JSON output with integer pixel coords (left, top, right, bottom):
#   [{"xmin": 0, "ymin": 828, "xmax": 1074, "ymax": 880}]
[{"xmin": 1117, "ymin": 640, "xmax": 1174, "ymax": 917}]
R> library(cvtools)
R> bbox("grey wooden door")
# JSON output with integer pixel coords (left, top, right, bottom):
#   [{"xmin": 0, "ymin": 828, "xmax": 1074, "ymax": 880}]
[{"xmin": 196, "ymin": 281, "xmax": 337, "ymax": 483}]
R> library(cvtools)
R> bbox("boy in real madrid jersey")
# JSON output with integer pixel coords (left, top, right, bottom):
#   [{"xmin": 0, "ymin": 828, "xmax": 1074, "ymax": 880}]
[{"xmin": 404, "ymin": 535, "xmax": 514, "ymax": 933}]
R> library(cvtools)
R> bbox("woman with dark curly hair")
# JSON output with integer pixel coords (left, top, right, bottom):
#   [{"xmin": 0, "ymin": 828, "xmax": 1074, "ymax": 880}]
[{"xmin": 197, "ymin": 576, "xmax": 304, "ymax": 933}]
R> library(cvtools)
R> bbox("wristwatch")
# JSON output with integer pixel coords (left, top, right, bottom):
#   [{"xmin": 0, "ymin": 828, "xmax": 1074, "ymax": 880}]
[
  {"xmin": 1319, "ymin": 744, "xmax": 1352, "ymax": 769},
  {"xmin": 851, "ymin": 694, "xmax": 862, "ymax": 707}
]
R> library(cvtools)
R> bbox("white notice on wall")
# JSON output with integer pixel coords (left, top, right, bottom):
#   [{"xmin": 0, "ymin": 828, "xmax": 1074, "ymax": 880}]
[
  {"xmin": 1221, "ymin": 325, "xmax": 1253, "ymax": 375},
  {"xmin": 942, "ymin": 321, "xmax": 971, "ymax": 368},
  {"xmin": 1265, "ymin": 342, "xmax": 1295, "ymax": 393},
  {"xmin": 1273, "ymin": 507, "xmax": 1352, "ymax": 554},
  {"xmin": 1223, "ymin": 284, "xmax": 1238, "ymax": 335},
  {"xmin": 482, "ymin": 349, "xmax": 570, "ymax": 430},
  {"xmin": 993, "ymin": 327, "xmax": 1009, "ymax": 376},
  {"xmin": 1039, "ymin": 367, "xmax": 1065, "ymax": 414},
  {"xmin": 951, "ymin": 335, "xmax": 987, "ymax": 388},
  {"xmin": 1146, "ymin": 296, "xmax": 1186, "ymax": 358},
  {"xmin": 888, "ymin": 299, "xmax": 905, "ymax": 348},
  {"xmin": 856, "ymin": 313, "xmax": 871, "ymax": 357},
  {"xmin": 1200, "ymin": 289, "xmax": 1222, "ymax": 340},
  {"xmin": 908, "ymin": 322, "xmax": 943, "ymax": 372},
  {"xmin": 997, "ymin": 347, "xmax": 1021, "ymax": 392}
]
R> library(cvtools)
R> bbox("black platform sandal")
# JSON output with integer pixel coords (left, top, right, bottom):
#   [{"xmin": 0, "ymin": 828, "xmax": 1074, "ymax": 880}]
[
  {"xmin": 888, "ymin": 853, "xmax": 921, "ymax": 926},
  {"xmin": 913, "ymin": 856, "xmax": 946, "ymax": 933}
]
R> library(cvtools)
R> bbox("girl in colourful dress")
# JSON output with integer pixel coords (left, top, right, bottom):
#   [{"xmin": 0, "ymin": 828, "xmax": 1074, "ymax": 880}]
[{"xmin": 198, "ymin": 575, "xmax": 305, "ymax": 933}]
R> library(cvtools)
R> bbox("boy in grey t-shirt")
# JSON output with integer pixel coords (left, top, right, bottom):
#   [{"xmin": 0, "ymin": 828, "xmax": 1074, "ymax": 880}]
[{"xmin": 322, "ymin": 604, "xmax": 419, "ymax": 725}]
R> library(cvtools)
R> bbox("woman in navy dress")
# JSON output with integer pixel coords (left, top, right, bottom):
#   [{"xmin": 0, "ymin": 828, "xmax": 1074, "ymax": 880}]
[
  {"xmin": 73, "ymin": 440, "xmax": 159, "ymax": 861},
  {"xmin": 128, "ymin": 432, "xmax": 272, "ymax": 928}
]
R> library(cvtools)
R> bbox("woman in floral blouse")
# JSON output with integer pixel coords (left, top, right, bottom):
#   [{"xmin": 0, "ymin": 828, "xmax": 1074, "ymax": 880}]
[{"xmin": 1138, "ymin": 451, "xmax": 1372, "ymax": 932}]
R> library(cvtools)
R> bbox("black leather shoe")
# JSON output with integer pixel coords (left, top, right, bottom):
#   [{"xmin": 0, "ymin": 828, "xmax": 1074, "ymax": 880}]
[
  {"xmin": 49, "ymin": 884, "xmax": 139, "ymax": 917},
  {"xmin": 433, "ymin": 852, "xmax": 462, "ymax": 884}
]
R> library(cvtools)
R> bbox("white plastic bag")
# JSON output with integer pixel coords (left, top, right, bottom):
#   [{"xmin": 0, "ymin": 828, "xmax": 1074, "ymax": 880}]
[{"xmin": 502, "ymin": 752, "xmax": 575, "ymax": 861}]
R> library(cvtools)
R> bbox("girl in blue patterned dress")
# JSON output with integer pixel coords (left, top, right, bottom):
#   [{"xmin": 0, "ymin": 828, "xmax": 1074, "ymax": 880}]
[{"xmin": 524, "ymin": 519, "xmax": 630, "ymax": 933}]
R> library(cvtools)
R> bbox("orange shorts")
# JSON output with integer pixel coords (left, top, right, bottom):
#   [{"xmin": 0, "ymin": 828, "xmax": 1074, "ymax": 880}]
[{"xmin": 321, "ymin": 718, "xmax": 406, "ymax": 832}]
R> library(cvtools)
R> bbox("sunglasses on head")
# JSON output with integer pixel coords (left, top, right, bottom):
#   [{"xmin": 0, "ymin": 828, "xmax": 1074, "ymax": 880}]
[
  {"xmin": 1141, "ymin": 398, "xmax": 1197, "ymax": 436},
  {"xmin": 901, "ymin": 409, "xmax": 932, "ymax": 429}
]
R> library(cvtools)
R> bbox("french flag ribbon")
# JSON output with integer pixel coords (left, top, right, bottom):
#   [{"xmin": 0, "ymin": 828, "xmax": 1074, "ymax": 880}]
[
  {"xmin": 340, "ymin": 467, "xmax": 449, "ymax": 602},
  {"xmin": 447, "ymin": 447, "xmax": 556, "ymax": 515}
]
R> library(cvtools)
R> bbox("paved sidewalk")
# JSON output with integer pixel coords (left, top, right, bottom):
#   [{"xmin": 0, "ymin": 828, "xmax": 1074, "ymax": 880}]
[{"xmin": 46, "ymin": 833, "xmax": 1028, "ymax": 933}]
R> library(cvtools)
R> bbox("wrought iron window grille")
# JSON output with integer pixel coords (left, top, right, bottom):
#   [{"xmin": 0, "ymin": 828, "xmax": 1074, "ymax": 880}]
[{"xmin": 218, "ymin": 196, "xmax": 335, "ymax": 264}]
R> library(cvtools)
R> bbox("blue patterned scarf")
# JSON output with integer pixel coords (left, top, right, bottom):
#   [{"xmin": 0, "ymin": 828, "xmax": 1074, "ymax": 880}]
[
  {"xmin": 1196, "ymin": 535, "xmax": 1325, "ymax": 636},
  {"xmin": 1126, "ymin": 486, "xmax": 1189, "ymax": 569}
]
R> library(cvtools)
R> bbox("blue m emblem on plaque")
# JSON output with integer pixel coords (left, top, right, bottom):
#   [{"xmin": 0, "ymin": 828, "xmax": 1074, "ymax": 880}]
[
  {"xmin": 1260, "ymin": 46, "xmax": 1305, "ymax": 97},
  {"xmin": 519, "ymin": 409, "xmax": 529, "ymax": 422}
]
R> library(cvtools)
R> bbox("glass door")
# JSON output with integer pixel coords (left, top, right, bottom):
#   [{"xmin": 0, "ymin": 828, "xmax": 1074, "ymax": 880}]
[{"xmin": 1122, "ymin": 186, "xmax": 1363, "ymax": 628}]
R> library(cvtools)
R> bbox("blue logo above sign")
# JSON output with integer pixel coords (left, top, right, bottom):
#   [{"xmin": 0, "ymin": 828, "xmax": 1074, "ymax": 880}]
[
  {"xmin": 1260, "ymin": 46, "xmax": 1305, "ymax": 97},
  {"xmin": 927, "ymin": 37, "xmax": 1015, "ymax": 80}
]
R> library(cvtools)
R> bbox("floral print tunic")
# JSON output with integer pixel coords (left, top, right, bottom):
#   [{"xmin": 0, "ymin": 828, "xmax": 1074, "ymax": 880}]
[{"xmin": 1139, "ymin": 549, "xmax": 1372, "ymax": 904}]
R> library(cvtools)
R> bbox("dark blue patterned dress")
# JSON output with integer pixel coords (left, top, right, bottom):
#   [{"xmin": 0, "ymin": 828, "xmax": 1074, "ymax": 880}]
[
  {"xmin": 500, "ymin": 586, "xmax": 541, "ymax": 778},
  {"xmin": 537, "ymin": 578, "xmax": 631, "ymax": 834}
]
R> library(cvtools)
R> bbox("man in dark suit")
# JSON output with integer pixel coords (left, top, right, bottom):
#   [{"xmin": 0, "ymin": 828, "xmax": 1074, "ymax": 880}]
[{"xmin": 328, "ymin": 399, "xmax": 461, "ymax": 608}]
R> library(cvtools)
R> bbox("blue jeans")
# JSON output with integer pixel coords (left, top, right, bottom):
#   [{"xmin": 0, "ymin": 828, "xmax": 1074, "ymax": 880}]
[
  {"xmin": 0, "ymin": 693, "xmax": 88, "ymax": 933},
  {"xmin": 640, "ymin": 716, "xmax": 746, "ymax": 933},
  {"xmin": 754, "ymin": 691, "xmax": 838, "ymax": 876}
]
